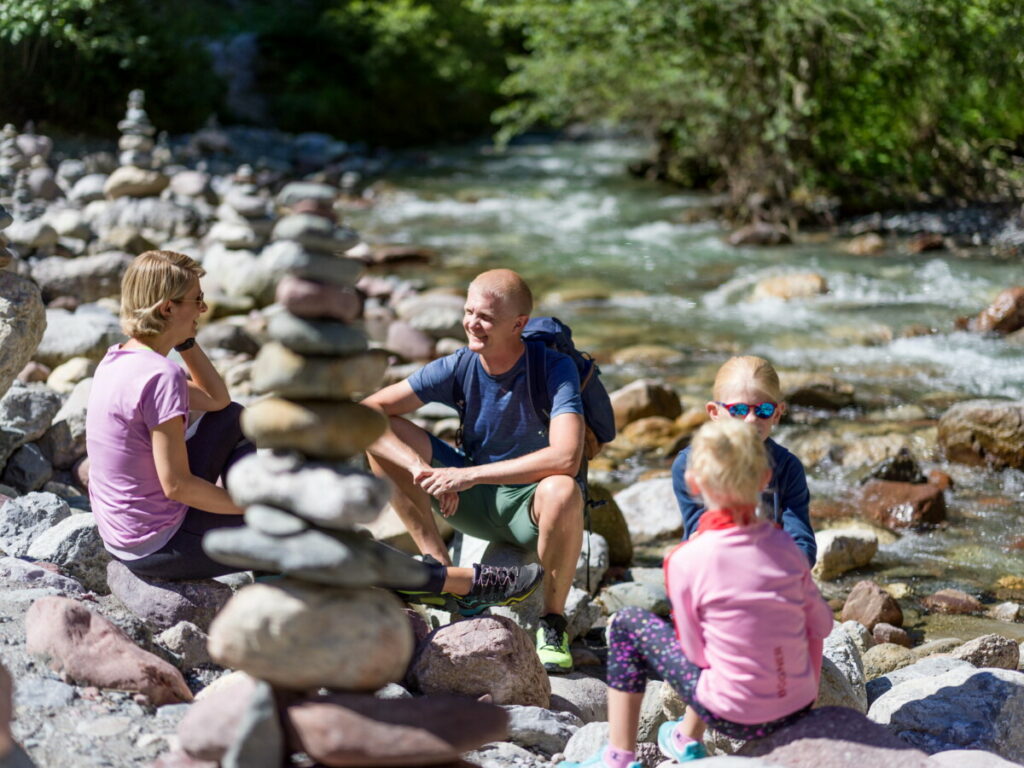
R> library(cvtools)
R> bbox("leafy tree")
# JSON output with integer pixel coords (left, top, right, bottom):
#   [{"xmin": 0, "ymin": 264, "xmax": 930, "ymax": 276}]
[{"xmin": 478, "ymin": 0, "xmax": 1024, "ymax": 219}]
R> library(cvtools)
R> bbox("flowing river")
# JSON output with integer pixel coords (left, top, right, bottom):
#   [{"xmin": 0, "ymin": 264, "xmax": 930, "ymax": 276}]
[{"xmin": 346, "ymin": 138, "xmax": 1024, "ymax": 632}]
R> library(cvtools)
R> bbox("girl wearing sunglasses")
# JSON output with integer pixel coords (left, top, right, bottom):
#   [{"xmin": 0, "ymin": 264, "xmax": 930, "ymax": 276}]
[{"xmin": 671, "ymin": 356, "xmax": 815, "ymax": 565}]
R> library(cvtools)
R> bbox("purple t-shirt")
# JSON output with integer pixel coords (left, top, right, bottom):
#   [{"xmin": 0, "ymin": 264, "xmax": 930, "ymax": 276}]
[{"xmin": 86, "ymin": 345, "xmax": 189, "ymax": 557}]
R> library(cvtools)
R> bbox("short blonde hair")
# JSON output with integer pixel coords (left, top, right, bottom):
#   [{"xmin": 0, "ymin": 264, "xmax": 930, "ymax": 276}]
[
  {"xmin": 688, "ymin": 419, "xmax": 769, "ymax": 508},
  {"xmin": 120, "ymin": 250, "xmax": 205, "ymax": 339},
  {"xmin": 469, "ymin": 269, "xmax": 534, "ymax": 317},
  {"xmin": 713, "ymin": 355, "xmax": 783, "ymax": 403}
]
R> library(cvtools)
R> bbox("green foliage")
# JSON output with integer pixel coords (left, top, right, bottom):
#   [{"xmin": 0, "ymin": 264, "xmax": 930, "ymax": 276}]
[
  {"xmin": 254, "ymin": 0, "xmax": 510, "ymax": 144},
  {"xmin": 477, "ymin": 0, "xmax": 1024, "ymax": 217},
  {"xmin": 0, "ymin": 0, "xmax": 224, "ymax": 135}
]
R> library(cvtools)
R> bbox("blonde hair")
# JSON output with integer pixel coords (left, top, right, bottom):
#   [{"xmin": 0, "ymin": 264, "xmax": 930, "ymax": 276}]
[
  {"xmin": 120, "ymin": 250, "xmax": 205, "ymax": 339},
  {"xmin": 713, "ymin": 355, "xmax": 783, "ymax": 403},
  {"xmin": 469, "ymin": 268, "xmax": 534, "ymax": 317},
  {"xmin": 688, "ymin": 419, "xmax": 770, "ymax": 509}
]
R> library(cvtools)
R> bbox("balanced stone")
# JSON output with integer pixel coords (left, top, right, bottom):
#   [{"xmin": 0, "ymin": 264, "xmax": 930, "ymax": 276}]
[
  {"xmin": 259, "ymin": 240, "xmax": 363, "ymax": 287},
  {"xmin": 275, "ymin": 274, "xmax": 363, "ymax": 323},
  {"xmin": 250, "ymin": 343, "xmax": 388, "ymax": 399},
  {"xmin": 272, "ymin": 213, "xmax": 359, "ymax": 254},
  {"xmin": 241, "ymin": 398, "xmax": 385, "ymax": 460},
  {"xmin": 203, "ymin": 525, "xmax": 430, "ymax": 588},
  {"xmin": 244, "ymin": 504, "xmax": 309, "ymax": 536},
  {"xmin": 103, "ymin": 166, "xmax": 169, "ymax": 199},
  {"xmin": 226, "ymin": 450, "xmax": 390, "ymax": 529},
  {"xmin": 207, "ymin": 580, "xmax": 414, "ymax": 691},
  {"xmin": 275, "ymin": 182, "xmax": 338, "ymax": 208},
  {"xmin": 266, "ymin": 311, "xmax": 368, "ymax": 356}
]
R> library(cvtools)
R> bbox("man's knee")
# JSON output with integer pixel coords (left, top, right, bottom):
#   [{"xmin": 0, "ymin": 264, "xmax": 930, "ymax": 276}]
[{"xmin": 532, "ymin": 475, "xmax": 583, "ymax": 525}]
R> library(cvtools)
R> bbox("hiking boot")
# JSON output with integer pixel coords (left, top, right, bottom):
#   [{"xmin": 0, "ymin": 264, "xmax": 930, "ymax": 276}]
[
  {"xmin": 657, "ymin": 720, "xmax": 708, "ymax": 762},
  {"xmin": 449, "ymin": 562, "xmax": 544, "ymax": 617},
  {"xmin": 536, "ymin": 615, "xmax": 573, "ymax": 673},
  {"xmin": 556, "ymin": 744, "xmax": 641, "ymax": 768}
]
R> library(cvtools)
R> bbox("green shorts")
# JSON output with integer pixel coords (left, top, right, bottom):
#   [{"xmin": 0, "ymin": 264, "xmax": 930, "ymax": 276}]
[{"xmin": 428, "ymin": 435, "xmax": 540, "ymax": 548}]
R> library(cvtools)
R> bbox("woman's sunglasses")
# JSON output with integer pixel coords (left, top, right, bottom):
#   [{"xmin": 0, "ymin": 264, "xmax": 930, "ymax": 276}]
[{"xmin": 716, "ymin": 401, "xmax": 778, "ymax": 419}]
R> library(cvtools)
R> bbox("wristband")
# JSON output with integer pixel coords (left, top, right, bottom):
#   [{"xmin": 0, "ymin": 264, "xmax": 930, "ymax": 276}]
[{"xmin": 174, "ymin": 337, "xmax": 196, "ymax": 352}]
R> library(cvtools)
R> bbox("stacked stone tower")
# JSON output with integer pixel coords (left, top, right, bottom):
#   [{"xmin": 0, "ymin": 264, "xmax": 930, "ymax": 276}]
[
  {"xmin": 193, "ymin": 188, "xmax": 505, "ymax": 766},
  {"xmin": 103, "ymin": 90, "xmax": 169, "ymax": 200},
  {"xmin": 0, "ymin": 124, "xmax": 27, "ymax": 199}
]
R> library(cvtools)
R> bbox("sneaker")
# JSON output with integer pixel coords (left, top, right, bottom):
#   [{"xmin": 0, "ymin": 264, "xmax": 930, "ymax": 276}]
[
  {"xmin": 657, "ymin": 720, "xmax": 708, "ymax": 762},
  {"xmin": 556, "ymin": 744, "xmax": 641, "ymax": 768},
  {"xmin": 449, "ymin": 562, "xmax": 545, "ymax": 617},
  {"xmin": 536, "ymin": 616, "xmax": 573, "ymax": 674}
]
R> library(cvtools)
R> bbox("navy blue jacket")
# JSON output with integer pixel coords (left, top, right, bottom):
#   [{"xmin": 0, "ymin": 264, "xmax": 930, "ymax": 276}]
[{"xmin": 671, "ymin": 437, "xmax": 816, "ymax": 565}]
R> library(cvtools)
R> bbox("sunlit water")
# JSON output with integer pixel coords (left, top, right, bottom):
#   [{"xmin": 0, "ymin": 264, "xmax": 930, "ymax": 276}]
[{"xmin": 348, "ymin": 139, "xmax": 1024, "ymax": 605}]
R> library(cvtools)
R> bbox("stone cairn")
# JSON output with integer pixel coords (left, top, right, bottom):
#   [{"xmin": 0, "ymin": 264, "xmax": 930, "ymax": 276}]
[
  {"xmin": 103, "ymin": 89, "xmax": 169, "ymax": 201},
  {"xmin": 0, "ymin": 124, "xmax": 27, "ymax": 199},
  {"xmin": 0, "ymin": 202, "xmax": 12, "ymax": 271},
  {"xmin": 186, "ymin": 187, "xmax": 508, "ymax": 766}
]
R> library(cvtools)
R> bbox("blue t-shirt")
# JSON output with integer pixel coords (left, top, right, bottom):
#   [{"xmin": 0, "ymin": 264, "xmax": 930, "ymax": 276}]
[{"xmin": 409, "ymin": 346, "xmax": 583, "ymax": 466}]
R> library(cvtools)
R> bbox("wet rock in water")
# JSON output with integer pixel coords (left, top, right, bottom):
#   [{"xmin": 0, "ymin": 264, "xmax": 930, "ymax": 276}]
[
  {"xmin": 727, "ymin": 221, "xmax": 792, "ymax": 247},
  {"xmin": 586, "ymin": 484, "xmax": 633, "ymax": 567},
  {"xmin": 25, "ymin": 512, "xmax": 110, "ymax": 592},
  {"xmin": 906, "ymin": 232, "xmax": 946, "ymax": 253},
  {"xmin": 964, "ymin": 286, "xmax": 1024, "ymax": 334},
  {"xmin": 410, "ymin": 615, "xmax": 550, "ymax": 707},
  {"xmin": 751, "ymin": 272, "xmax": 828, "ymax": 301},
  {"xmin": 862, "ymin": 643, "xmax": 916, "ymax": 680},
  {"xmin": 927, "ymin": 468, "xmax": 954, "ymax": 490},
  {"xmin": 610, "ymin": 344, "xmax": 684, "ymax": 367},
  {"xmin": 0, "ymin": 492, "xmax": 71, "ymax": 557},
  {"xmin": 613, "ymin": 478, "xmax": 682, "ymax": 543},
  {"xmin": 920, "ymin": 588, "xmax": 983, "ymax": 615},
  {"xmin": 949, "ymin": 634, "xmax": 1020, "ymax": 669},
  {"xmin": 843, "ymin": 232, "xmax": 886, "ymax": 255},
  {"xmin": 988, "ymin": 602, "xmax": 1023, "ymax": 623},
  {"xmin": 616, "ymin": 416, "xmax": 683, "ymax": 455},
  {"xmin": 813, "ymin": 529, "xmax": 878, "ymax": 581},
  {"xmin": 841, "ymin": 580, "xmax": 903, "ymax": 631},
  {"xmin": 106, "ymin": 561, "xmax": 233, "ymax": 631},
  {"xmin": 0, "ymin": 271, "xmax": 46, "ymax": 399},
  {"xmin": 225, "ymin": 451, "xmax": 389, "ymax": 529},
  {"xmin": 207, "ymin": 580, "xmax": 414, "ymax": 691},
  {"xmin": 609, "ymin": 378, "xmax": 682, "ymax": 431},
  {"xmin": 859, "ymin": 479, "xmax": 946, "ymax": 529},
  {"xmin": 868, "ymin": 665, "xmax": 1024, "ymax": 761},
  {"xmin": 740, "ymin": 706, "xmax": 932, "ymax": 766},
  {"xmin": 241, "ymin": 398, "xmax": 385, "ymax": 461},
  {"xmin": 864, "ymin": 448, "xmax": 927, "ymax": 484},
  {"xmin": 25, "ymin": 595, "xmax": 193, "ymax": 705},
  {"xmin": 938, "ymin": 399, "xmax": 1024, "ymax": 470},
  {"xmin": 780, "ymin": 372, "xmax": 855, "ymax": 410},
  {"xmin": 873, "ymin": 623, "xmax": 911, "ymax": 648}
]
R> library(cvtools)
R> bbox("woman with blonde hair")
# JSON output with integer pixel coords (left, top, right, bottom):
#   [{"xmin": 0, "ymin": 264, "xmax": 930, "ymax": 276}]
[{"xmin": 86, "ymin": 250, "xmax": 252, "ymax": 579}]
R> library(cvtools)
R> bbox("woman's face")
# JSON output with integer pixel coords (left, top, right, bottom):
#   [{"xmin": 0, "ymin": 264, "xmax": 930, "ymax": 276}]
[{"xmin": 168, "ymin": 279, "xmax": 207, "ymax": 341}]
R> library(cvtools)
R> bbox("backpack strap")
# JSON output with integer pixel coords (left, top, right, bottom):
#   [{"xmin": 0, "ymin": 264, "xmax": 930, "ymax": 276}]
[
  {"xmin": 450, "ymin": 347, "xmax": 474, "ymax": 452},
  {"xmin": 523, "ymin": 339, "xmax": 551, "ymax": 426}
]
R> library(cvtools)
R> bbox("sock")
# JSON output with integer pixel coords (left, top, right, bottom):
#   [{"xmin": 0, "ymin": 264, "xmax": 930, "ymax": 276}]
[
  {"xmin": 671, "ymin": 722, "xmax": 698, "ymax": 752},
  {"xmin": 540, "ymin": 612, "xmax": 568, "ymax": 634},
  {"xmin": 423, "ymin": 561, "xmax": 447, "ymax": 594},
  {"xmin": 601, "ymin": 744, "xmax": 636, "ymax": 768}
]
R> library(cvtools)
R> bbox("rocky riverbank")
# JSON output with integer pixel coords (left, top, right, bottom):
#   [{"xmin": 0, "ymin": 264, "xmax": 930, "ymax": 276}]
[{"xmin": 2, "ymin": 100, "xmax": 1024, "ymax": 766}]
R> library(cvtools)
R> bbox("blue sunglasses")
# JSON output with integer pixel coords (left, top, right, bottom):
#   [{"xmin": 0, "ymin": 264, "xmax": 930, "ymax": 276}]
[{"xmin": 716, "ymin": 401, "xmax": 778, "ymax": 419}]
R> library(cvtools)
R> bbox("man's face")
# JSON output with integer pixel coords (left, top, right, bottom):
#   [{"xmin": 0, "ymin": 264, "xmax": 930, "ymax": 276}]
[{"xmin": 463, "ymin": 285, "xmax": 523, "ymax": 354}]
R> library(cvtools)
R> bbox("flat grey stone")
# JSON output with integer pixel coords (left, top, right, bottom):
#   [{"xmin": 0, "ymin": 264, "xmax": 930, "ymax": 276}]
[
  {"xmin": 599, "ymin": 581, "xmax": 670, "ymax": 616},
  {"xmin": 244, "ymin": 505, "xmax": 308, "ymax": 536},
  {"xmin": 258, "ymin": 239, "xmax": 362, "ymax": 288},
  {"xmin": 505, "ymin": 704, "xmax": 582, "ymax": 754},
  {"xmin": 266, "ymin": 311, "xmax": 368, "ymax": 355}
]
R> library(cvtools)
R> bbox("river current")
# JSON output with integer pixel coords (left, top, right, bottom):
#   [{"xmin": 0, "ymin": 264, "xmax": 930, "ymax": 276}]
[{"xmin": 347, "ymin": 138, "xmax": 1024, "ymax": 619}]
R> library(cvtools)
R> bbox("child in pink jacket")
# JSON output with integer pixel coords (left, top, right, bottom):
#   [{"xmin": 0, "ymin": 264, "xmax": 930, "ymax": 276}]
[{"xmin": 561, "ymin": 419, "xmax": 834, "ymax": 767}]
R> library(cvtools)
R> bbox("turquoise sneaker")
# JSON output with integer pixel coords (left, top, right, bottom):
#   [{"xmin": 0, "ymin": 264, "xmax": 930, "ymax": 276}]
[
  {"xmin": 557, "ymin": 744, "xmax": 642, "ymax": 768},
  {"xmin": 657, "ymin": 719, "xmax": 708, "ymax": 761}
]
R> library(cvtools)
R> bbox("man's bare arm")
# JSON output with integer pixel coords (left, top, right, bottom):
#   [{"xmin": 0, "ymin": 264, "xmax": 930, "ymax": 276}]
[
  {"xmin": 362, "ymin": 380, "xmax": 430, "ymax": 474},
  {"xmin": 415, "ymin": 412, "xmax": 584, "ymax": 496}
]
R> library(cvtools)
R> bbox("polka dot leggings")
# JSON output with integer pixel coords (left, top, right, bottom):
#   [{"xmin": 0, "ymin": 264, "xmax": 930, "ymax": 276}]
[{"xmin": 606, "ymin": 606, "xmax": 810, "ymax": 740}]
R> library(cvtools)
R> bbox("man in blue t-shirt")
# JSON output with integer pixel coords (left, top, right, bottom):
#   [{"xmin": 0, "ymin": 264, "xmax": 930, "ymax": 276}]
[{"xmin": 364, "ymin": 269, "xmax": 585, "ymax": 673}]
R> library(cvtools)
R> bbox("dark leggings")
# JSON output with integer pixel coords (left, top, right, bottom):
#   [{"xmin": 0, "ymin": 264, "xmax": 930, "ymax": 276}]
[
  {"xmin": 122, "ymin": 403, "xmax": 255, "ymax": 581},
  {"xmin": 607, "ymin": 606, "xmax": 811, "ymax": 741}
]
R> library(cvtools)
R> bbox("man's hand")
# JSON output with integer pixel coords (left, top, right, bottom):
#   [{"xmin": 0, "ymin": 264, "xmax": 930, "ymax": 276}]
[
  {"xmin": 414, "ymin": 465, "xmax": 475, "ymax": 497},
  {"xmin": 438, "ymin": 491, "xmax": 459, "ymax": 518}
]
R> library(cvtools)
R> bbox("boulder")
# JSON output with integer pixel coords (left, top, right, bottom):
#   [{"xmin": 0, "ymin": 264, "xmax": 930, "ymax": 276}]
[
  {"xmin": 29, "ymin": 252, "xmax": 133, "ymax": 304},
  {"xmin": 25, "ymin": 596, "xmax": 192, "ymax": 705},
  {"xmin": 548, "ymin": 674, "xmax": 609, "ymax": 724},
  {"xmin": 813, "ymin": 529, "xmax": 878, "ymax": 580},
  {"xmin": 34, "ymin": 306, "xmax": 124, "ymax": 368},
  {"xmin": 599, "ymin": 581, "xmax": 670, "ymax": 617},
  {"xmin": 0, "ymin": 382, "xmax": 63, "ymax": 466},
  {"xmin": 938, "ymin": 399, "xmax": 1024, "ymax": 470},
  {"xmin": 0, "ymin": 492, "xmax": 71, "ymax": 557},
  {"xmin": 728, "ymin": 222, "xmax": 792, "ymax": 247},
  {"xmin": 178, "ymin": 672, "xmax": 258, "ymax": 760},
  {"xmin": 859, "ymin": 480, "xmax": 945, "ymax": 529},
  {"xmin": 574, "ymin": 531, "xmax": 609, "ymax": 593},
  {"xmin": 751, "ymin": 272, "xmax": 828, "ymax": 301},
  {"xmin": 257, "ymin": 240, "xmax": 363, "ymax": 289},
  {"xmin": 385, "ymin": 320, "xmax": 436, "ymax": 362},
  {"xmin": 613, "ymin": 478, "xmax": 682, "ymax": 543},
  {"xmin": 37, "ymin": 376, "xmax": 91, "ymax": 469},
  {"xmin": 843, "ymin": 233, "xmax": 886, "ymax": 256},
  {"xmin": 920, "ymin": 588, "xmax": 983, "ymax": 615},
  {"xmin": 1, "ymin": 443, "xmax": 52, "ymax": 492},
  {"xmin": 739, "ymin": 706, "xmax": 931, "ymax": 767},
  {"xmin": 949, "ymin": 634, "xmax": 1020, "ymax": 669},
  {"xmin": 868, "ymin": 665, "xmax": 1024, "ymax": 761},
  {"xmin": 609, "ymin": 379, "xmax": 682, "ymax": 431},
  {"xmin": 0, "ymin": 555, "xmax": 84, "ymax": 593},
  {"xmin": 156, "ymin": 621, "xmax": 212, "ymax": 669},
  {"xmin": 208, "ymin": 580, "xmax": 413, "ymax": 691},
  {"xmin": 862, "ymin": 643, "xmax": 916, "ymax": 681},
  {"xmin": 586, "ymin": 484, "xmax": 633, "ymax": 567},
  {"xmin": 966, "ymin": 286, "xmax": 1024, "ymax": 334},
  {"xmin": 410, "ymin": 615, "xmax": 550, "ymax": 707},
  {"xmin": 873, "ymin": 623, "xmax": 911, "ymax": 648},
  {"xmin": 841, "ymin": 580, "xmax": 903, "ymax": 630},
  {"xmin": 106, "ymin": 560, "xmax": 234, "ymax": 631},
  {"xmin": 504, "ymin": 705, "xmax": 581, "ymax": 754},
  {"xmin": 780, "ymin": 372, "xmax": 855, "ymax": 410},
  {"xmin": 0, "ymin": 273, "xmax": 46, "ymax": 400},
  {"xmin": 25, "ymin": 513, "xmax": 110, "ymax": 592},
  {"xmin": 820, "ymin": 622, "xmax": 867, "ymax": 712},
  {"xmin": 865, "ymin": 656, "xmax": 974, "ymax": 707}
]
